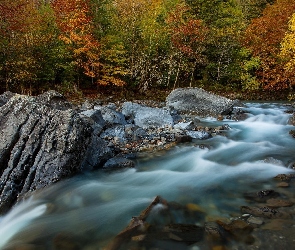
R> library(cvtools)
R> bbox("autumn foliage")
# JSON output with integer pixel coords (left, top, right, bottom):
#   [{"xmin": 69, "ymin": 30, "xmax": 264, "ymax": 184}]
[
  {"xmin": 0, "ymin": 0, "xmax": 295, "ymax": 94},
  {"xmin": 243, "ymin": 0, "xmax": 295, "ymax": 90},
  {"xmin": 52, "ymin": 0, "xmax": 101, "ymax": 83}
]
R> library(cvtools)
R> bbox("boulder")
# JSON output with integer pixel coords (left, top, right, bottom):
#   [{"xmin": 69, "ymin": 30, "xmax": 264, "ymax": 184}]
[
  {"xmin": 100, "ymin": 125, "xmax": 127, "ymax": 143},
  {"xmin": 94, "ymin": 105, "xmax": 126, "ymax": 127},
  {"xmin": 81, "ymin": 136, "xmax": 113, "ymax": 170},
  {"xmin": 0, "ymin": 92, "xmax": 93, "ymax": 213},
  {"xmin": 0, "ymin": 91, "xmax": 15, "ymax": 107},
  {"xmin": 166, "ymin": 88, "xmax": 234, "ymax": 116},
  {"xmin": 80, "ymin": 109, "xmax": 105, "ymax": 135},
  {"xmin": 122, "ymin": 102, "xmax": 174, "ymax": 129}
]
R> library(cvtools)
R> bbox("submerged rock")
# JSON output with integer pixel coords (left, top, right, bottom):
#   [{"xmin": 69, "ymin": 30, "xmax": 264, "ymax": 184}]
[
  {"xmin": 217, "ymin": 219, "xmax": 255, "ymax": 244},
  {"xmin": 105, "ymin": 196, "xmax": 204, "ymax": 250},
  {"xmin": 266, "ymin": 198, "xmax": 294, "ymax": 208},
  {"xmin": 243, "ymin": 190, "xmax": 280, "ymax": 203},
  {"xmin": 247, "ymin": 216, "xmax": 264, "ymax": 226},
  {"xmin": 166, "ymin": 88, "xmax": 234, "ymax": 116},
  {"xmin": 240, "ymin": 206, "xmax": 291, "ymax": 219}
]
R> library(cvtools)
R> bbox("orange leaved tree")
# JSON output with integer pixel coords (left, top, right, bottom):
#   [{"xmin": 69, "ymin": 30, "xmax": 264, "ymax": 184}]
[
  {"xmin": 243, "ymin": 0, "xmax": 295, "ymax": 90},
  {"xmin": 52, "ymin": 0, "xmax": 101, "ymax": 86}
]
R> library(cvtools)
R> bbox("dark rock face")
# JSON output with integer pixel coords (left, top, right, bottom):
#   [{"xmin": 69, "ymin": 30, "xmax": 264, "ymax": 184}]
[
  {"xmin": 166, "ymin": 87, "xmax": 234, "ymax": 116},
  {"xmin": 0, "ymin": 92, "xmax": 93, "ymax": 213},
  {"xmin": 0, "ymin": 91, "xmax": 15, "ymax": 107}
]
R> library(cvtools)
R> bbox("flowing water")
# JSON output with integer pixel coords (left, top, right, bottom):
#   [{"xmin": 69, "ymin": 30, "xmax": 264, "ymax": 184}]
[{"xmin": 1, "ymin": 102, "xmax": 295, "ymax": 249}]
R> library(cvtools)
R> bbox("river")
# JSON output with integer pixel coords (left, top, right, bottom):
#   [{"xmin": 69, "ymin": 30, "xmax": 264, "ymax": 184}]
[{"xmin": 0, "ymin": 102, "xmax": 295, "ymax": 249}]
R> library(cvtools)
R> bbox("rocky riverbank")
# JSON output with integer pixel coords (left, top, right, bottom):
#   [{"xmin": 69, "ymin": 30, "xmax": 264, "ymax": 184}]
[
  {"xmin": 0, "ymin": 88, "xmax": 242, "ymax": 214},
  {"xmin": 1, "ymin": 91, "xmax": 295, "ymax": 249}
]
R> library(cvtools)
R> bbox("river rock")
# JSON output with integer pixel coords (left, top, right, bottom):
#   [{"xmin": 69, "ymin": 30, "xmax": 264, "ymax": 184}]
[
  {"xmin": 81, "ymin": 136, "xmax": 113, "ymax": 170},
  {"xmin": 217, "ymin": 219, "xmax": 254, "ymax": 244},
  {"xmin": 174, "ymin": 121, "xmax": 195, "ymax": 130},
  {"xmin": 80, "ymin": 109, "xmax": 105, "ymax": 135},
  {"xmin": 276, "ymin": 182, "xmax": 290, "ymax": 188},
  {"xmin": 100, "ymin": 125, "xmax": 127, "ymax": 143},
  {"xmin": 274, "ymin": 174, "xmax": 295, "ymax": 182},
  {"xmin": 247, "ymin": 216, "xmax": 264, "ymax": 226},
  {"xmin": 0, "ymin": 91, "xmax": 93, "ymax": 213},
  {"xmin": 122, "ymin": 102, "xmax": 174, "ymax": 129},
  {"xmin": 205, "ymin": 221, "xmax": 227, "ymax": 243},
  {"xmin": 80, "ymin": 109, "xmax": 105, "ymax": 128},
  {"xmin": 288, "ymin": 113, "xmax": 295, "ymax": 126},
  {"xmin": 94, "ymin": 105, "xmax": 127, "ymax": 127},
  {"xmin": 186, "ymin": 130, "xmax": 212, "ymax": 140},
  {"xmin": 240, "ymin": 206, "xmax": 291, "ymax": 219},
  {"xmin": 266, "ymin": 198, "xmax": 294, "ymax": 208},
  {"xmin": 103, "ymin": 156, "xmax": 135, "ymax": 169},
  {"xmin": 243, "ymin": 190, "xmax": 279, "ymax": 203},
  {"xmin": 175, "ymin": 134, "xmax": 193, "ymax": 143},
  {"xmin": 166, "ymin": 88, "xmax": 234, "ymax": 116}
]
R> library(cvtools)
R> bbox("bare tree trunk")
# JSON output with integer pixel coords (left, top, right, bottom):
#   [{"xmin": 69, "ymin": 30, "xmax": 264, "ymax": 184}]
[{"xmin": 173, "ymin": 63, "xmax": 180, "ymax": 90}]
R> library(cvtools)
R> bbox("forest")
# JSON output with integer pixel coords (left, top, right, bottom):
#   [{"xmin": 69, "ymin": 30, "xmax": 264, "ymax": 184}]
[{"xmin": 1, "ymin": 0, "xmax": 295, "ymax": 99}]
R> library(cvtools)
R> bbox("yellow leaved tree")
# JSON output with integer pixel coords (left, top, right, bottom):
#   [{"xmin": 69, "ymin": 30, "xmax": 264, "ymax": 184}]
[{"xmin": 281, "ymin": 13, "xmax": 295, "ymax": 74}]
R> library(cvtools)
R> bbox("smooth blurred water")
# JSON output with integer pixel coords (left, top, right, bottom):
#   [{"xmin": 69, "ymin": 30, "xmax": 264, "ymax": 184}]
[{"xmin": 1, "ymin": 102, "xmax": 295, "ymax": 249}]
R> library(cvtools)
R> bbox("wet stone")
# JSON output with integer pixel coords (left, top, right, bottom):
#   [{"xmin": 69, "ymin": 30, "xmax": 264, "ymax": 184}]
[
  {"xmin": 247, "ymin": 216, "xmax": 264, "ymax": 226},
  {"xmin": 103, "ymin": 156, "xmax": 135, "ymax": 169},
  {"xmin": 205, "ymin": 221, "xmax": 227, "ymax": 243},
  {"xmin": 216, "ymin": 219, "xmax": 255, "ymax": 244},
  {"xmin": 274, "ymin": 174, "xmax": 295, "ymax": 182},
  {"xmin": 276, "ymin": 182, "xmax": 290, "ymax": 188},
  {"xmin": 53, "ymin": 233, "xmax": 82, "ymax": 250},
  {"xmin": 243, "ymin": 190, "xmax": 279, "ymax": 203},
  {"xmin": 240, "ymin": 206, "xmax": 292, "ymax": 219},
  {"xmin": 175, "ymin": 134, "xmax": 193, "ymax": 143},
  {"xmin": 161, "ymin": 224, "xmax": 204, "ymax": 243},
  {"xmin": 266, "ymin": 198, "xmax": 294, "ymax": 208}
]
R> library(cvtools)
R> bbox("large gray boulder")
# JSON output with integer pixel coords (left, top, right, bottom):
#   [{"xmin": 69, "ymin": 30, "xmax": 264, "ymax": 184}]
[
  {"xmin": 166, "ymin": 88, "xmax": 234, "ymax": 116},
  {"xmin": 94, "ymin": 105, "xmax": 127, "ymax": 127},
  {"xmin": 0, "ymin": 91, "xmax": 93, "ymax": 213},
  {"xmin": 122, "ymin": 102, "xmax": 174, "ymax": 129}
]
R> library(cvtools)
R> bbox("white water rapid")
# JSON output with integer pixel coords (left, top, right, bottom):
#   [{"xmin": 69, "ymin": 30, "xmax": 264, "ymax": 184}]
[{"xmin": 0, "ymin": 102, "xmax": 295, "ymax": 249}]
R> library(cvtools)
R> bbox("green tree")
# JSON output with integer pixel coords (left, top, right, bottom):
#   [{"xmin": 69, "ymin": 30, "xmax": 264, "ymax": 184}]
[{"xmin": 185, "ymin": 0, "xmax": 246, "ymax": 86}]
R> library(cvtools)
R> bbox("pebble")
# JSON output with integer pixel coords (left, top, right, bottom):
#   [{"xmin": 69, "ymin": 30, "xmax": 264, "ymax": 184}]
[
  {"xmin": 277, "ymin": 182, "xmax": 290, "ymax": 188},
  {"xmin": 247, "ymin": 216, "xmax": 264, "ymax": 225}
]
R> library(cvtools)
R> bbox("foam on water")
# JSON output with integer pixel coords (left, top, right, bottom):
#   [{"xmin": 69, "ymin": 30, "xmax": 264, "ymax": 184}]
[{"xmin": 0, "ymin": 102, "xmax": 295, "ymax": 248}]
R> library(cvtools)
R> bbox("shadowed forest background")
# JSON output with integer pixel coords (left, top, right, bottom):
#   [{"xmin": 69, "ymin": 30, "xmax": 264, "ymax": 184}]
[{"xmin": 1, "ymin": 0, "xmax": 295, "ymax": 100}]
